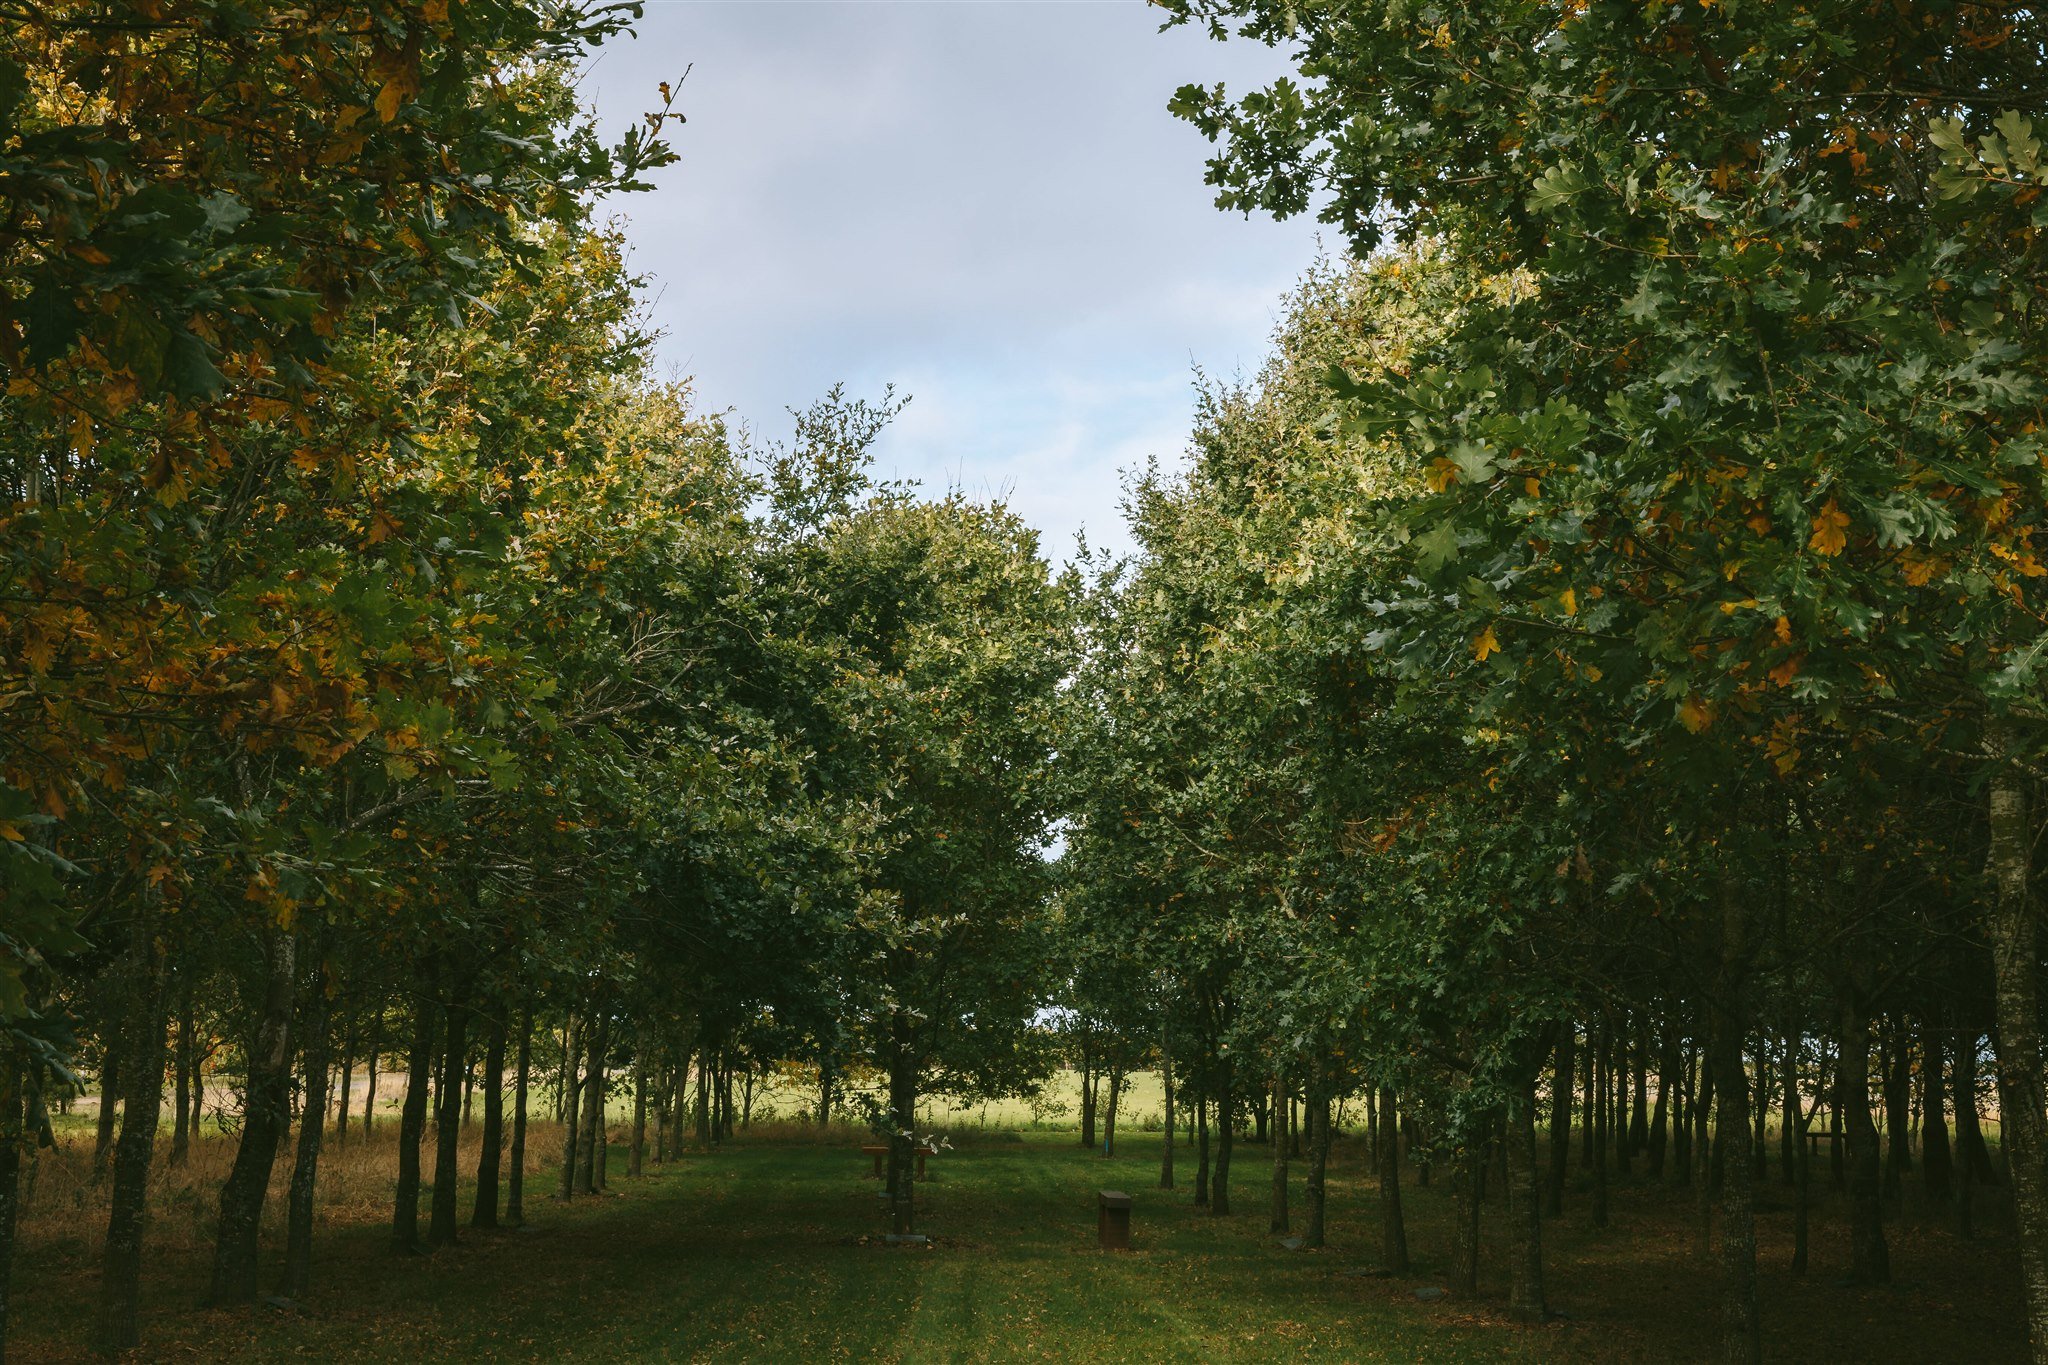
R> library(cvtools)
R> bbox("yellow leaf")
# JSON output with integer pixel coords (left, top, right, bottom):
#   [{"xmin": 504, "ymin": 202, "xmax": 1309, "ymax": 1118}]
[
  {"xmin": 1679, "ymin": 697, "xmax": 1715, "ymax": 733},
  {"xmin": 1808, "ymin": 498, "xmax": 1850, "ymax": 556},
  {"xmin": 1770, "ymin": 654, "xmax": 1803, "ymax": 687},
  {"xmin": 1473, "ymin": 626, "xmax": 1500, "ymax": 662},
  {"xmin": 1559, "ymin": 587, "xmax": 1577, "ymax": 616},
  {"xmin": 71, "ymin": 407, "xmax": 94, "ymax": 460},
  {"xmin": 375, "ymin": 75, "xmax": 412, "ymax": 124}
]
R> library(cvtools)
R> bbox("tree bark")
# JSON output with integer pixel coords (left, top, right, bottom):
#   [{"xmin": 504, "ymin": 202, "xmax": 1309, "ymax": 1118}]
[
  {"xmin": 577, "ymin": 1012, "xmax": 606, "ymax": 1195},
  {"xmin": 170, "ymin": 985, "xmax": 193, "ymax": 1167},
  {"xmin": 1211, "ymin": 1064, "xmax": 1234, "ymax": 1216},
  {"xmin": 507, "ymin": 1003, "xmax": 532, "ymax": 1227},
  {"xmin": 558, "ymin": 1014, "xmax": 583, "ymax": 1201},
  {"xmin": 1508, "ymin": 1080, "xmax": 1547, "ymax": 1324},
  {"xmin": 1159, "ymin": 1021, "xmax": 1175, "ymax": 1190},
  {"xmin": 1269, "ymin": 1072, "xmax": 1289, "ymax": 1234},
  {"xmin": 887, "ymin": 1011, "xmax": 918, "ymax": 1236},
  {"xmin": 428, "ymin": 984, "xmax": 471, "ymax": 1246},
  {"xmin": 1882, "ymin": 1017, "xmax": 1912, "ymax": 1202},
  {"xmin": 1453, "ymin": 1140, "xmax": 1480, "ymax": 1293},
  {"xmin": 94, "ymin": 897, "xmax": 168, "ymax": 1354},
  {"xmin": 1986, "ymin": 713, "xmax": 2048, "ymax": 1362},
  {"xmin": 472, "ymin": 1013, "xmax": 506, "ymax": 1228},
  {"xmin": 1922, "ymin": 1023, "xmax": 1954, "ymax": 1203},
  {"xmin": 279, "ymin": 956, "xmax": 333, "ymax": 1299},
  {"xmin": 1546, "ymin": 1030, "xmax": 1574, "ymax": 1216},
  {"xmin": 393, "ymin": 978, "xmax": 437, "ymax": 1250},
  {"xmin": 1194, "ymin": 1092, "xmax": 1211, "ymax": 1207},
  {"xmin": 1711, "ymin": 878, "xmax": 1761, "ymax": 1365},
  {"xmin": 207, "ymin": 924, "xmax": 298, "ymax": 1305},
  {"xmin": 630, "ymin": 1036, "xmax": 648, "ymax": 1178},
  {"xmin": 334, "ymin": 1002, "xmax": 355, "ymax": 1148},
  {"xmin": 1377, "ymin": 1085, "xmax": 1408, "ymax": 1272},
  {"xmin": 1838, "ymin": 991, "xmax": 1890, "ymax": 1285},
  {"xmin": 1303, "ymin": 1093, "xmax": 1329, "ymax": 1249}
]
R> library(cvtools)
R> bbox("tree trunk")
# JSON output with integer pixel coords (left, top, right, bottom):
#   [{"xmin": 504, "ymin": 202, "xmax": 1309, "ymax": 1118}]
[
  {"xmin": 170, "ymin": 986, "xmax": 193, "ymax": 1167},
  {"xmin": 1269, "ymin": 1073, "xmax": 1289, "ymax": 1235},
  {"xmin": 1304, "ymin": 1093, "xmax": 1330, "ymax": 1249},
  {"xmin": 1194, "ymin": 1092, "xmax": 1211, "ymax": 1207},
  {"xmin": 1453, "ymin": 1140, "xmax": 1480, "ymax": 1293},
  {"xmin": 1591, "ymin": 1023, "xmax": 1609, "ymax": 1228},
  {"xmin": 1986, "ymin": 713, "xmax": 2048, "ymax": 1362},
  {"xmin": 1711, "ymin": 879, "xmax": 1761, "ymax": 1365},
  {"xmin": 1508, "ymin": 1079, "xmax": 1547, "ymax": 1323},
  {"xmin": 1159, "ymin": 1023, "xmax": 1175, "ymax": 1190},
  {"xmin": 693, "ymin": 1044, "xmax": 710, "ymax": 1143},
  {"xmin": 1780, "ymin": 1031, "xmax": 1800, "ymax": 1185},
  {"xmin": 91, "ymin": 1050, "xmax": 118, "ymax": 1179},
  {"xmin": 630, "ymin": 1039, "xmax": 648, "ymax": 1178},
  {"xmin": 1954, "ymin": 1031, "xmax": 1999, "ymax": 1186},
  {"xmin": 1103, "ymin": 1063, "xmax": 1123, "ymax": 1157},
  {"xmin": 1212, "ymin": 1064, "xmax": 1234, "ymax": 1217},
  {"xmin": 334, "ymin": 1002, "xmax": 355, "ymax": 1148},
  {"xmin": 507, "ymin": 1003, "xmax": 532, "ymax": 1227},
  {"xmin": 1079, "ymin": 1046, "xmax": 1096, "ymax": 1149},
  {"xmin": 472, "ymin": 1013, "xmax": 506, "ymax": 1228},
  {"xmin": 93, "ymin": 897, "xmax": 168, "ymax": 1354},
  {"xmin": 428, "ymin": 984, "xmax": 471, "ymax": 1247},
  {"xmin": 1649, "ymin": 1017, "xmax": 1673, "ymax": 1179},
  {"xmin": 558, "ymin": 1015, "xmax": 583, "ymax": 1201},
  {"xmin": 887, "ymin": 1011, "xmax": 918, "ymax": 1236},
  {"xmin": 393, "ymin": 981, "xmax": 437, "ymax": 1250},
  {"xmin": 207, "ymin": 924, "xmax": 298, "ymax": 1305},
  {"xmin": 1378, "ymin": 1085, "xmax": 1408, "ymax": 1272},
  {"xmin": 1614, "ymin": 1020, "xmax": 1632, "ymax": 1178},
  {"xmin": 1838, "ymin": 991, "xmax": 1890, "ymax": 1285},
  {"xmin": 361, "ymin": 1018, "xmax": 379, "ymax": 1137},
  {"xmin": 577, "ymin": 1012, "xmax": 605, "ymax": 1195},
  {"xmin": 1882, "ymin": 1017, "xmax": 1912, "ymax": 1202},
  {"xmin": 279, "ymin": 956, "xmax": 332, "ymax": 1299},
  {"xmin": 1546, "ymin": 1031, "xmax": 1574, "ymax": 1217},
  {"xmin": 1632, "ymin": 1018, "xmax": 1650, "ymax": 1155},
  {"xmin": 1922, "ymin": 1023, "xmax": 1954, "ymax": 1203}
]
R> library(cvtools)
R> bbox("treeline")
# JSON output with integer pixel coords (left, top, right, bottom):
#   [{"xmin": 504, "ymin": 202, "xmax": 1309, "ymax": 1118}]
[
  {"xmin": 0, "ymin": 3, "xmax": 1072, "ymax": 1359},
  {"xmin": 1058, "ymin": 3, "xmax": 2048, "ymax": 1361}
]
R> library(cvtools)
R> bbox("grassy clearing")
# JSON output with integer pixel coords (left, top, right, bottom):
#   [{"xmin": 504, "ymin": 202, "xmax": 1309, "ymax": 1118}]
[{"xmin": 9, "ymin": 1118, "xmax": 2027, "ymax": 1363}]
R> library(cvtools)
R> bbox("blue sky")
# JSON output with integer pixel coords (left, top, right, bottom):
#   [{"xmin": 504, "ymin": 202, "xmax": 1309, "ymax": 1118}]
[{"xmin": 579, "ymin": 1, "xmax": 1322, "ymax": 561}]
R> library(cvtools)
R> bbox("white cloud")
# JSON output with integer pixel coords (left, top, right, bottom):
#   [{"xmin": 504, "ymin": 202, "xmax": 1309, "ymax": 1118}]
[{"xmin": 581, "ymin": 1, "xmax": 1322, "ymax": 560}]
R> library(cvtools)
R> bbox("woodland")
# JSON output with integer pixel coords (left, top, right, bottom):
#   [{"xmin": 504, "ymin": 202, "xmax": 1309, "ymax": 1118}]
[{"xmin": 4, "ymin": 1, "xmax": 2048, "ymax": 1362}]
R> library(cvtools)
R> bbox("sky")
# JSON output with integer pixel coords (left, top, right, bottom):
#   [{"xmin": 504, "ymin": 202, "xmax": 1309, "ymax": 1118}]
[{"xmin": 578, "ymin": 0, "xmax": 1324, "ymax": 562}]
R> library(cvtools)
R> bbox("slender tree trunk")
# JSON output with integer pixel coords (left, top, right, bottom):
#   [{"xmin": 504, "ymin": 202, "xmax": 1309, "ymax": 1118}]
[
  {"xmin": 1674, "ymin": 1037, "xmax": 1695, "ymax": 1187},
  {"xmin": 1711, "ymin": 879, "xmax": 1761, "ymax": 1365},
  {"xmin": 1103, "ymin": 1063, "xmax": 1123, "ymax": 1157},
  {"xmin": 472, "ymin": 1014, "xmax": 506, "ymax": 1228},
  {"xmin": 393, "ymin": 980, "xmax": 437, "ymax": 1250},
  {"xmin": 1547, "ymin": 1031, "xmax": 1574, "ymax": 1217},
  {"xmin": 1212, "ymin": 1064, "xmax": 1234, "ymax": 1217},
  {"xmin": 1922, "ymin": 1023, "xmax": 1954, "ymax": 1203},
  {"xmin": 1269, "ymin": 1072, "xmax": 1289, "ymax": 1235},
  {"xmin": 1505, "ymin": 1078, "xmax": 1547, "ymax": 1322},
  {"xmin": 507, "ymin": 1003, "xmax": 532, "ymax": 1227},
  {"xmin": 1614, "ymin": 1020, "xmax": 1632, "ymax": 1178},
  {"xmin": 1632, "ymin": 1019, "xmax": 1650, "ymax": 1155},
  {"xmin": 1882, "ymin": 1017, "xmax": 1912, "ymax": 1202},
  {"xmin": 94, "ymin": 897, "xmax": 168, "ymax": 1354},
  {"xmin": 1591, "ymin": 1022, "xmax": 1609, "ymax": 1228},
  {"xmin": 1304, "ymin": 1092, "xmax": 1330, "ymax": 1249},
  {"xmin": 558, "ymin": 1015, "xmax": 583, "ymax": 1201},
  {"xmin": 1986, "ymin": 714, "xmax": 2048, "ymax": 1362},
  {"xmin": 1649, "ymin": 1017, "xmax": 1673, "ymax": 1179},
  {"xmin": 279, "ymin": 957, "xmax": 333, "ymax": 1299},
  {"xmin": 428, "ymin": 981, "xmax": 471, "ymax": 1247},
  {"xmin": 334, "ymin": 1003, "xmax": 355, "ymax": 1147},
  {"xmin": 1194, "ymin": 1092, "xmax": 1211, "ymax": 1207},
  {"xmin": 577, "ymin": 1012, "xmax": 605, "ymax": 1195},
  {"xmin": 1453, "ymin": 1140, "xmax": 1480, "ymax": 1293},
  {"xmin": 207, "ymin": 924, "xmax": 299, "ymax": 1305},
  {"xmin": 1839, "ymin": 991, "xmax": 1890, "ymax": 1284},
  {"xmin": 170, "ymin": 986, "xmax": 192, "ymax": 1167},
  {"xmin": 1378, "ymin": 1085, "xmax": 1408, "ymax": 1272},
  {"xmin": 630, "ymin": 1038, "xmax": 648, "ymax": 1178},
  {"xmin": 1780, "ymin": 1030, "xmax": 1800, "ymax": 1185},
  {"xmin": 1955, "ymin": 1031, "xmax": 1999, "ymax": 1186},
  {"xmin": 1079, "ymin": 1046, "xmax": 1096, "ymax": 1149},
  {"xmin": 887, "ymin": 1011, "xmax": 918, "ymax": 1236},
  {"xmin": 1159, "ymin": 1023, "xmax": 1175, "ymax": 1190},
  {"xmin": 362, "ymin": 1017, "xmax": 379, "ymax": 1137}
]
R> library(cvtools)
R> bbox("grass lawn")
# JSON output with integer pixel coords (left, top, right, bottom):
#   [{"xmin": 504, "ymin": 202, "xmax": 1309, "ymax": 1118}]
[{"xmin": 10, "ymin": 1127, "xmax": 2027, "ymax": 1362}]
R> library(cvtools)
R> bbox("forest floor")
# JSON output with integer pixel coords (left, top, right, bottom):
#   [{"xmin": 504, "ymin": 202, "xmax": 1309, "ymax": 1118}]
[{"xmin": 10, "ymin": 1126, "xmax": 2027, "ymax": 1362}]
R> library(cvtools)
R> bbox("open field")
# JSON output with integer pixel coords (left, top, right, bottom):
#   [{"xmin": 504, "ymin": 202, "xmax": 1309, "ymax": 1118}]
[{"xmin": 9, "ymin": 1116, "xmax": 2024, "ymax": 1363}]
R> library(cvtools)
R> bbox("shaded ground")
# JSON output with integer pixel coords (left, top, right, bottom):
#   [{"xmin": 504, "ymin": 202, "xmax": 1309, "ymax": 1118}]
[{"xmin": 10, "ymin": 1130, "xmax": 2026, "ymax": 1362}]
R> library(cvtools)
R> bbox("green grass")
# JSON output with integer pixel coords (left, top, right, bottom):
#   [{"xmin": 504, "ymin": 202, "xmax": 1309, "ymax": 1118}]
[{"xmin": 11, "ymin": 1127, "xmax": 2027, "ymax": 1362}]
